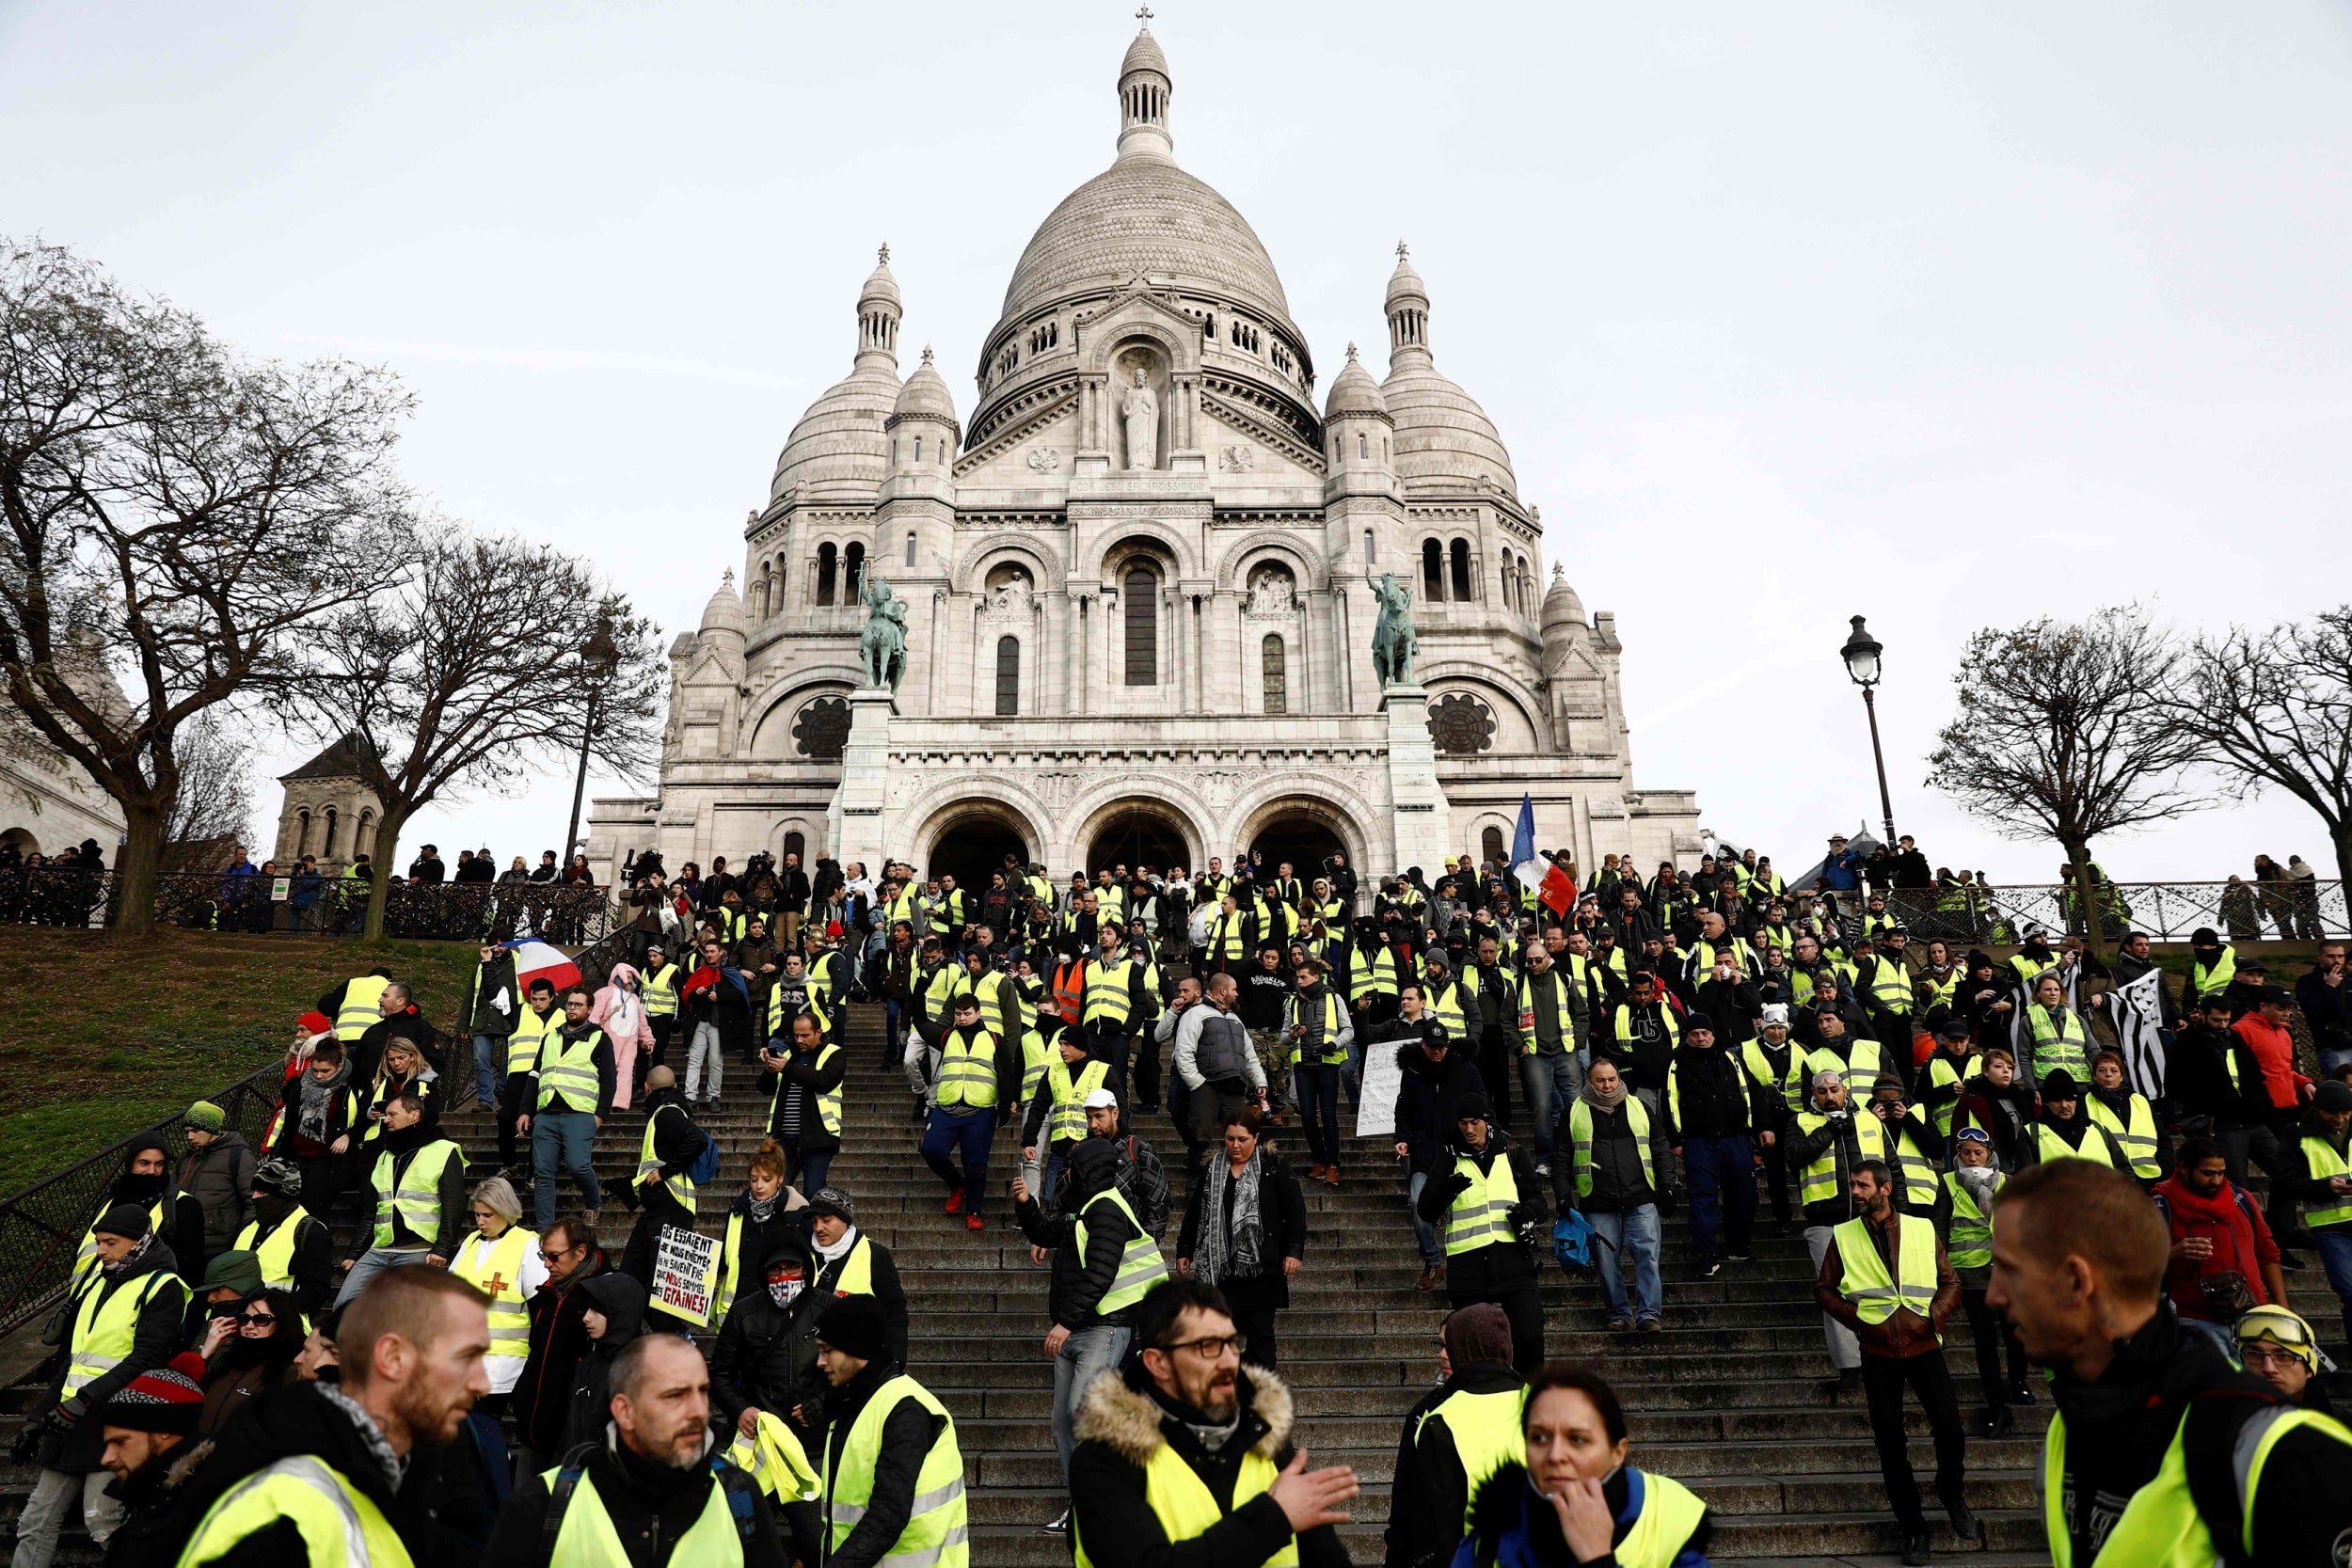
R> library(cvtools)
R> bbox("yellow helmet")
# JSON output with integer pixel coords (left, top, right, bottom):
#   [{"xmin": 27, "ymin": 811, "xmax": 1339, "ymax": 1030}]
[{"xmin": 2233, "ymin": 1304, "xmax": 2319, "ymax": 1370}]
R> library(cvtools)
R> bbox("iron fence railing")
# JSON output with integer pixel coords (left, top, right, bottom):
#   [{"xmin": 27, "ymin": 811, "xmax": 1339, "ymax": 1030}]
[
  {"xmin": 0, "ymin": 1039, "xmax": 285, "ymax": 1338},
  {"xmin": 1866, "ymin": 879, "xmax": 2346, "ymax": 945},
  {"xmin": 0, "ymin": 867, "xmax": 617, "ymax": 943}
]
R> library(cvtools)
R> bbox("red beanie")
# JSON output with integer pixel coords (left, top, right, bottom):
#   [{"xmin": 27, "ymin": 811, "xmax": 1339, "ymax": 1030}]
[
  {"xmin": 298, "ymin": 1011, "xmax": 334, "ymax": 1037},
  {"xmin": 96, "ymin": 1351, "xmax": 208, "ymax": 1434}
]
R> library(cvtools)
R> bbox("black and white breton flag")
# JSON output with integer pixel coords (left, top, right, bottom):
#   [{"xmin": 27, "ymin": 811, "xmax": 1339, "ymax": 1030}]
[{"xmin": 2108, "ymin": 966, "xmax": 2169, "ymax": 1099}]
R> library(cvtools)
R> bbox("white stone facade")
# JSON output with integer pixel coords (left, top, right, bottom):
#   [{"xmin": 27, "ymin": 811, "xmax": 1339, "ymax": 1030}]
[{"xmin": 589, "ymin": 23, "xmax": 1699, "ymax": 887}]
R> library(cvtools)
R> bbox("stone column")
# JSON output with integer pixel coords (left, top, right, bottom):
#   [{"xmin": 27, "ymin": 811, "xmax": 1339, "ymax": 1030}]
[
  {"xmin": 826, "ymin": 689, "xmax": 897, "ymax": 878},
  {"xmin": 1382, "ymin": 683, "xmax": 1453, "ymax": 876}
]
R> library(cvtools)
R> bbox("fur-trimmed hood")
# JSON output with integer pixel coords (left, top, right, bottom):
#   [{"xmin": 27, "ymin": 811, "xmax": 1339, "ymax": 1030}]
[
  {"xmin": 1071, "ymin": 1364, "xmax": 1295, "ymax": 1465},
  {"xmin": 1466, "ymin": 1460, "xmax": 1533, "ymax": 1547}
]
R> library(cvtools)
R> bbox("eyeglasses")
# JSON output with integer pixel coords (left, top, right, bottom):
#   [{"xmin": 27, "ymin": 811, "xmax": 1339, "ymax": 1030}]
[
  {"xmin": 540, "ymin": 1247, "xmax": 580, "ymax": 1264},
  {"xmin": 238, "ymin": 1311, "xmax": 277, "ymax": 1327},
  {"xmin": 2237, "ymin": 1341, "xmax": 2308, "ymax": 1370},
  {"xmin": 1158, "ymin": 1333, "xmax": 1247, "ymax": 1360}
]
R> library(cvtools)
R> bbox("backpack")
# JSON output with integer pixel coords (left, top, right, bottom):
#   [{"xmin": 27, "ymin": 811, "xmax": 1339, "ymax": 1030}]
[
  {"xmin": 686, "ymin": 1125, "xmax": 722, "ymax": 1188},
  {"xmin": 542, "ymin": 1441, "xmax": 760, "ymax": 1553}
]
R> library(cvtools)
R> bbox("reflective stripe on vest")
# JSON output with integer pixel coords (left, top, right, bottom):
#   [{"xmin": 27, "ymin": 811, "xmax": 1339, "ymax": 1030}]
[
  {"xmin": 1568, "ymin": 1097, "xmax": 1653, "ymax": 1202},
  {"xmin": 1416, "ymin": 1387, "xmax": 1527, "ymax": 1530},
  {"xmin": 1805, "ymin": 1037, "xmax": 1884, "ymax": 1093},
  {"xmin": 1892, "ymin": 1119, "xmax": 1938, "ymax": 1209},
  {"xmin": 1075, "ymin": 1444, "xmax": 1295, "ymax": 1568},
  {"xmin": 833, "ymin": 1233, "xmax": 876, "ymax": 1298},
  {"xmin": 370, "ymin": 1139, "xmax": 459, "ymax": 1247},
  {"xmin": 638, "ymin": 1104, "xmax": 698, "ymax": 1213},
  {"xmin": 1833, "ymin": 1212, "xmax": 1940, "ymax": 1330},
  {"xmin": 1445, "ymin": 1150, "xmax": 1520, "ymax": 1254},
  {"xmin": 1864, "ymin": 956, "xmax": 1913, "ymax": 1015},
  {"xmin": 824, "ymin": 1374, "xmax": 968, "ymax": 1568},
  {"xmin": 1613, "ymin": 1003, "xmax": 1680, "ymax": 1052},
  {"xmin": 2028, "ymin": 1006, "xmax": 2091, "ymax": 1083},
  {"xmin": 336, "ymin": 976, "xmax": 390, "ymax": 1043},
  {"xmin": 234, "ymin": 1206, "xmax": 313, "ymax": 1291},
  {"xmin": 65, "ymin": 1268, "xmax": 186, "ymax": 1400},
  {"xmin": 508, "ymin": 1006, "xmax": 560, "ymax": 1077},
  {"xmin": 1284, "ymin": 991, "xmax": 1346, "ymax": 1066},
  {"xmin": 1076, "ymin": 1188, "xmax": 1168, "ymax": 1313},
  {"xmin": 1796, "ymin": 1111, "xmax": 1888, "ymax": 1207},
  {"xmin": 173, "ymin": 1453, "xmax": 409, "ymax": 1568},
  {"xmin": 1019, "ymin": 1030, "xmax": 1051, "ymax": 1101},
  {"xmin": 537, "ymin": 1028, "xmax": 605, "ymax": 1112},
  {"xmin": 2302, "ymin": 1133, "xmax": 2352, "ymax": 1227},
  {"xmin": 1516, "ymin": 973, "xmax": 1573, "ymax": 1053},
  {"xmin": 1045, "ymin": 1060, "xmax": 1109, "ymax": 1146},
  {"xmin": 1423, "ymin": 977, "xmax": 1465, "ymax": 1040},
  {"xmin": 2088, "ymin": 1094, "xmax": 2163, "ymax": 1180},
  {"xmin": 452, "ymin": 1226, "xmax": 535, "ymax": 1355},
  {"xmin": 1925, "ymin": 1054, "xmax": 1966, "ymax": 1138},
  {"xmin": 936, "ymin": 1032, "xmax": 999, "ymax": 1111},
  {"xmin": 73, "ymin": 1193, "xmax": 170, "ymax": 1292},
  {"xmin": 545, "ymin": 1462, "xmax": 743, "ymax": 1566},
  {"xmin": 1942, "ymin": 1169, "xmax": 2000, "ymax": 1270}
]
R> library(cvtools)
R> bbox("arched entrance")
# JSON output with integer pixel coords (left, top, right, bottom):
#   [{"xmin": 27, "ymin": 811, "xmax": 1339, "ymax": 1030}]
[
  {"xmin": 1249, "ymin": 811, "xmax": 1347, "ymax": 883},
  {"xmin": 1084, "ymin": 806, "xmax": 1191, "ymax": 878},
  {"xmin": 924, "ymin": 806, "xmax": 1037, "ymax": 898}
]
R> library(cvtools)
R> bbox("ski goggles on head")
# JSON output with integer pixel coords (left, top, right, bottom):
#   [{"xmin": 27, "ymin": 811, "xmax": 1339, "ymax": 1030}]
[
  {"xmin": 1954, "ymin": 1127, "xmax": 1992, "ymax": 1145},
  {"xmin": 2235, "ymin": 1307, "xmax": 2319, "ymax": 1369}
]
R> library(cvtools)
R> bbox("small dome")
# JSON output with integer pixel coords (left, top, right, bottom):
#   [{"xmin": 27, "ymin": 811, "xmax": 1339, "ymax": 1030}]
[
  {"xmin": 1120, "ymin": 24, "xmax": 1169, "ymax": 81},
  {"xmin": 700, "ymin": 569, "xmax": 746, "ymax": 637},
  {"xmin": 859, "ymin": 244, "xmax": 900, "ymax": 314},
  {"xmin": 1541, "ymin": 562, "xmax": 1587, "ymax": 634},
  {"xmin": 771, "ymin": 360, "xmax": 900, "ymax": 503},
  {"xmin": 1385, "ymin": 241, "xmax": 1428, "ymax": 313},
  {"xmin": 1323, "ymin": 343, "xmax": 1388, "ymax": 420},
  {"xmin": 1383, "ymin": 357, "xmax": 1517, "ymax": 496},
  {"xmin": 893, "ymin": 346, "xmax": 960, "ymax": 424}
]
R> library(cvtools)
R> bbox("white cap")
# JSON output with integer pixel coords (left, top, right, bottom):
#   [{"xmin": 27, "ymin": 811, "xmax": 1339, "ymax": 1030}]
[{"xmin": 1082, "ymin": 1087, "xmax": 1121, "ymax": 1111}]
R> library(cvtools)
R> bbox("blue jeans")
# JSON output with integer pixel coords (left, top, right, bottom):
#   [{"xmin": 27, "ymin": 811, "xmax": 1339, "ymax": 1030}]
[
  {"xmin": 921, "ymin": 1107, "xmax": 995, "ymax": 1214},
  {"xmin": 1293, "ymin": 1063, "xmax": 1342, "ymax": 1167},
  {"xmin": 1518, "ymin": 1050, "xmax": 1582, "ymax": 1164},
  {"xmin": 336, "ymin": 1244, "xmax": 432, "ymax": 1307},
  {"xmin": 1406, "ymin": 1169, "xmax": 1442, "ymax": 1267},
  {"xmin": 472, "ymin": 1032, "xmax": 502, "ymax": 1106},
  {"xmin": 1051, "ymin": 1324, "xmax": 1132, "ymax": 1485},
  {"xmin": 1589, "ymin": 1205, "xmax": 1662, "ymax": 1323},
  {"xmin": 785, "ymin": 1141, "xmax": 833, "ymax": 1198},
  {"xmin": 1681, "ymin": 1133, "xmax": 1756, "ymax": 1260},
  {"xmin": 2314, "ymin": 1227, "xmax": 2352, "ymax": 1347},
  {"xmin": 532, "ymin": 1110, "xmax": 601, "ymax": 1230}
]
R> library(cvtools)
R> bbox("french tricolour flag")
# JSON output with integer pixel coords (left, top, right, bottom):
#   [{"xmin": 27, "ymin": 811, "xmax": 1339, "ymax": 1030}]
[
  {"xmin": 501, "ymin": 939, "xmax": 582, "ymax": 997},
  {"xmin": 1509, "ymin": 794, "xmax": 1576, "ymax": 917}
]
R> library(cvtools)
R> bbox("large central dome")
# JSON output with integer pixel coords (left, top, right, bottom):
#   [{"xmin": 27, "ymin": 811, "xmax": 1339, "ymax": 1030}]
[{"xmin": 1000, "ymin": 158, "xmax": 1295, "ymax": 334}]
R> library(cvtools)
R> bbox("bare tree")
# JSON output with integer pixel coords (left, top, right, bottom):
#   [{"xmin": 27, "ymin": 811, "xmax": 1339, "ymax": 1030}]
[
  {"xmin": 1929, "ymin": 607, "xmax": 2207, "ymax": 955},
  {"xmin": 2169, "ymin": 608, "xmax": 2352, "ymax": 886},
  {"xmin": 0, "ymin": 239, "xmax": 408, "ymax": 931},
  {"xmin": 159, "ymin": 714, "xmax": 257, "ymax": 872},
  {"xmin": 292, "ymin": 524, "xmax": 665, "ymax": 940}
]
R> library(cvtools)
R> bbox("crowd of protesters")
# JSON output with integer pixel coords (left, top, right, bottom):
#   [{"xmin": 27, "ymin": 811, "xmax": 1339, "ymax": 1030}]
[{"xmin": 17, "ymin": 826, "xmax": 2352, "ymax": 1568}]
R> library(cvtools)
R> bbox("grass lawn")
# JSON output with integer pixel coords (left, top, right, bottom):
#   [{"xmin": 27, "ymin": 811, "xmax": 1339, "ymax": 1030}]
[{"xmin": 0, "ymin": 927, "xmax": 482, "ymax": 1195}]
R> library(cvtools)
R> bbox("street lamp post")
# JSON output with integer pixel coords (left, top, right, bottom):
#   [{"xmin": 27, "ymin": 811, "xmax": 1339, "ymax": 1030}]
[
  {"xmin": 1839, "ymin": 614, "xmax": 1897, "ymax": 846},
  {"xmin": 564, "ymin": 619, "xmax": 622, "ymax": 869}
]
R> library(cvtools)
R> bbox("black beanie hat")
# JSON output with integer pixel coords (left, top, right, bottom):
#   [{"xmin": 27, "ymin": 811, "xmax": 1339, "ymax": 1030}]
[{"xmin": 817, "ymin": 1293, "xmax": 889, "ymax": 1362}]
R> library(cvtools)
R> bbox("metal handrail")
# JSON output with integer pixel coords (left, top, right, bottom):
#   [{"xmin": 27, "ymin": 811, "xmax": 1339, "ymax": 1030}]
[
  {"xmin": 1829, "ymin": 879, "xmax": 2346, "ymax": 944},
  {"xmin": 0, "ymin": 867, "xmax": 620, "ymax": 942}
]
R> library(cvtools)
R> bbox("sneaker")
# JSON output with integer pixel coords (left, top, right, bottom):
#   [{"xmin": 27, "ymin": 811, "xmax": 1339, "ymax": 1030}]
[
  {"xmin": 944, "ymin": 1191, "xmax": 964, "ymax": 1215},
  {"xmin": 2280, "ymin": 1253, "xmax": 2309, "ymax": 1271},
  {"xmin": 1040, "ymin": 1511, "xmax": 1070, "ymax": 1537},
  {"xmin": 965, "ymin": 1213, "xmax": 985, "ymax": 1232},
  {"xmin": 1533, "ymin": 1162, "xmax": 1551, "ymax": 1178},
  {"xmin": 1699, "ymin": 1260, "xmax": 1722, "ymax": 1279},
  {"xmin": 1321, "ymin": 1165, "xmax": 1340, "ymax": 1187},
  {"xmin": 1605, "ymin": 1318, "xmax": 1632, "ymax": 1333},
  {"xmin": 1309, "ymin": 1163, "xmax": 1329, "ymax": 1181},
  {"xmin": 1637, "ymin": 1318, "xmax": 1662, "ymax": 1332},
  {"xmin": 1724, "ymin": 1250, "xmax": 1755, "ymax": 1263}
]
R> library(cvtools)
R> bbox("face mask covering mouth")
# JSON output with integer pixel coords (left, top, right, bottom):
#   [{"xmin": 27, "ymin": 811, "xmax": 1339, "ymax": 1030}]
[{"xmin": 768, "ymin": 1275, "xmax": 805, "ymax": 1307}]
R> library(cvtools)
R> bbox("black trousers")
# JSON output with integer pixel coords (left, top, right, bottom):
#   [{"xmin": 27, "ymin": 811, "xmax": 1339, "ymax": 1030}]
[
  {"xmin": 1756, "ymin": 1132, "xmax": 1793, "ymax": 1225},
  {"xmin": 1224, "ymin": 1275, "xmax": 1283, "ymax": 1370},
  {"xmin": 1861, "ymin": 1350, "xmax": 1967, "ymax": 1534},
  {"xmin": 1961, "ymin": 1287, "xmax": 2028, "ymax": 1404},
  {"xmin": 1874, "ymin": 1015, "xmax": 1917, "ymax": 1093},
  {"xmin": 1474, "ymin": 1027, "xmax": 1517, "ymax": 1129}
]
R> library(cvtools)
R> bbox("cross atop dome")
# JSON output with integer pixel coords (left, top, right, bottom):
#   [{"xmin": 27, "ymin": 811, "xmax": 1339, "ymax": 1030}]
[
  {"xmin": 1136, "ymin": 5, "xmax": 1152, "ymax": 25},
  {"xmin": 878, "ymin": 242, "xmax": 890, "ymax": 264}
]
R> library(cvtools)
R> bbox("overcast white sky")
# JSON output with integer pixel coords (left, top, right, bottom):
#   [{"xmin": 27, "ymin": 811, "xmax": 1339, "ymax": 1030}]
[{"xmin": 6, "ymin": 1, "xmax": 2349, "ymax": 881}]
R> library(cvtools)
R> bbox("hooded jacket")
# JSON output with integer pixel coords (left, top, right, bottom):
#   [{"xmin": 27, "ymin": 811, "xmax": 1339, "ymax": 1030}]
[
  {"xmin": 106, "ymin": 1135, "xmax": 209, "ymax": 1287},
  {"xmin": 710, "ymin": 1231, "xmax": 825, "ymax": 1431},
  {"xmin": 1069, "ymin": 1363, "xmax": 1348, "ymax": 1568},
  {"xmin": 1390, "ymin": 1039, "xmax": 1486, "ymax": 1174},
  {"xmin": 1015, "ymin": 1139, "xmax": 1147, "ymax": 1329},
  {"xmin": 564, "ymin": 1272, "xmax": 648, "ymax": 1452},
  {"xmin": 176, "ymin": 1132, "xmax": 255, "ymax": 1260},
  {"xmin": 816, "ymin": 1357, "xmax": 949, "ymax": 1568},
  {"xmin": 1391, "ymin": 1360, "xmax": 1525, "ymax": 1568},
  {"xmin": 516, "ymin": 1248, "xmax": 611, "ymax": 1452}
]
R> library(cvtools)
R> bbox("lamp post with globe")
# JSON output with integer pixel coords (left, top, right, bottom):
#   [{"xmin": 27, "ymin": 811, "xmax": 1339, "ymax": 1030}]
[
  {"xmin": 1840, "ymin": 615, "xmax": 1897, "ymax": 846},
  {"xmin": 563, "ymin": 619, "xmax": 622, "ymax": 867}
]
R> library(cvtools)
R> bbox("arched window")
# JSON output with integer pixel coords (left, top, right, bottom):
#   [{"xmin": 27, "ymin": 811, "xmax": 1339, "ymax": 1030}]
[
  {"xmin": 1122, "ymin": 564, "xmax": 1158, "ymax": 687},
  {"xmin": 295, "ymin": 810, "xmax": 311, "ymax": 855},
  {"xmin": 1500, "ymin": 553, "xmax": 1516, "ymax": 610},
  {"xmin": 1481, "ymin": 826, "xmax": 1506, "ymax": 870},
  {"xmin": 783, "ymin": 831, "xmax": 806, "ymax": 864},
  {"xmin": 914, "ymin": 436, "xmax": 923, "ymax": 463},
  {"xmin": 1262, "ymin": 634, "xmax": 1287, "ymax": 716},
  {"xmin": 905, "ymin": 531, "xmax": 916, "ymax": 567},
  {"xmin": 323, "ymin": 807, "xmax": 339, "ymax": 858},
  {"xmin": 1450, "ymin": 539, "xmax": 1472, "ymax": 601},
  {"xmin": 1422, "ymin": 539, "xmax": 1445, "ymax": 602},
  {"xmin": 1363, "ymin": 530, "xmax": 1375, "ymax": 568},
  {"xmin": 817, "ymin": 543, "xmax": 837, "ymax": 607},
  {"xmin": 1358, "ymin": 434, "xmax": 1368, "ymax": 459},
  {"xmin": 995, "ymin": 636, "xmax": 1021, "ymax": 716},
  {"xmin": 1519, "ymin": 563, "xmax": 1534, "ymax": 616},
  {"xmin": 356, "ymin": 809, "xmax": 374, "ymax": 856},
  {"xmin": 755, "ymin": 562, "xmax": 771, "ymax": 618},
  {"xmin": 843, "ymin": 542, "xmax": 866, "ymax": 602}
]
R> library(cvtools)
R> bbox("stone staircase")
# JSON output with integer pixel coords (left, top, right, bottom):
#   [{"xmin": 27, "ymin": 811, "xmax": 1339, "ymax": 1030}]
[{"xmin": 0, "ymin": 999, "xmax": 2058, "ymax": 1565}]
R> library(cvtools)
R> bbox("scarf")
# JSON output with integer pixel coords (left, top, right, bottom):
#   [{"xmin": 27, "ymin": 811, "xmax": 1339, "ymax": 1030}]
[
  {"xmin": 320, "ymin": 1381, "xmax": 408, "ymax": 1490},
  {"xmin": 745, "ymin": 1191, "xmax": 782, "ymax": 1226},
  {"xmin": 1194, "ymin": 1147, "xmax": 1266, "ymax": 1286},
  {"xmin": 103, "ymin": 1231, "xmax": 155, "ymax": 1278},
  {"xmin": 297, "ymin": 1060, "xmax": 351, "ymax": 1143},
  {"xmin": 1581, "ymin": 1077, "xmax": 1629, "ymax": 1113},
  {"xmin": 813, "ymin": 1225, "xmax": 859, "ymax": 1266}
]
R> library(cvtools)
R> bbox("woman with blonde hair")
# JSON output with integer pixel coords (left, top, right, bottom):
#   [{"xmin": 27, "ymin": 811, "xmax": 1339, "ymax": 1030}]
[{"xmin": 450, "ymin": 1175, "xmax": 546, "ymax": 1415}]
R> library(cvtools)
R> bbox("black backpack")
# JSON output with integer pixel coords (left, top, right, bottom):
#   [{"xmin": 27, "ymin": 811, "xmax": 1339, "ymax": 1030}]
[{"xmin": 540, "ymin": 1441, "xmax": 763, "ymax": 1553}]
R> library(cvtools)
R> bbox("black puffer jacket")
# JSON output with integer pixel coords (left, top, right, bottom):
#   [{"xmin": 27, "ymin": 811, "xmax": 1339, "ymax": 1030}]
[
  {"xmin": 1390, "ymin": 1039, "xmax": 1486, "ymax": 1175},
  {"xmin": 1015, "ymin": 1138, "xmax": 1146, "ymax": 1329}
]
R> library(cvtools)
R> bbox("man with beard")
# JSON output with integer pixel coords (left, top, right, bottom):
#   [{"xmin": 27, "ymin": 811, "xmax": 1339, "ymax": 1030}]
[
  {"xmin": 335, "ymin": 1091, "xmax": 468, "ymax": 1307},
  {"xmin": 1070, "ymin": 1278, "xmax": 1355, "ymax": 1568},
  {"xmin": 70, "ymin": 1135, "xmax": 203, "ymax": 1293},
  {"xmin": 484, "ymin": 1333, "xmax": 785, "ymax": 1568},
  {"xmin": 1988, "ymin": 1160, "xmax": 2352, "ymax": 1565},
  {"xmin": 167, "ymin": 1267, "xmax": 489, "ymax": 1567},
  {"xmin": 92, "ymin": 1352, "xmax": 208, "ymax": 1568},
  {"xmin": 14, "ymin": 1207, "xmax": 188, "ymax": 1568}
]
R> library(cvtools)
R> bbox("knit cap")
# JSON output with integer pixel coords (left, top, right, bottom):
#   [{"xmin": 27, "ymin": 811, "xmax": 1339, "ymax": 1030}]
[
  {"xmin": 201, "ymin": 1250, "xmax": 264, "ymax": 1296},
  {"xmin": 91, "ymin": 1203, "xmax": 151, "ymax": 1241},
  {"xmin": 297, "ymin": 1011, "xmax": 334, "ymax": 1037},
  {"xmin": 816, "ymin": 1293, "xmax": 889, "ymax": 1361},
  {"xmin": 1441, "ymin": 1303, "xmax": 1513, "ymax": 1369},
  {"xmin": 183, "ymin": 1101, "xmax": 226, "ymax": 1134},
  {"xmin": 95, "ymin": 1352, "xmax": 208, "ymax": 1435},
  {"xmin": 807, "ymin": 1188, "xmax": 856, "ymax": 1224}
]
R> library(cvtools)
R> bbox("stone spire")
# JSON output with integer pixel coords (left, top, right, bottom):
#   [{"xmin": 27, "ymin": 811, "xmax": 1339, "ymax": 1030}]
[
  {"xmin": 856, "ymin": 243, "xmax": 901, "ymax": 368},
  {"xmin": 1386, "ymin": 240, "xmax": 1432, "ymax": 366},
  {"xmin": 1117, "ymin": 10, "xmax": 1174, "ymax": 163}
]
